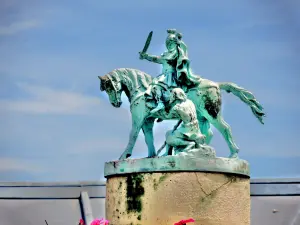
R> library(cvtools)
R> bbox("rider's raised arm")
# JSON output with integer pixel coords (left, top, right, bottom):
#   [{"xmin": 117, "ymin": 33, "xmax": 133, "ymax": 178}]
[{"xmin": 143, "ymin": 53, "xmax": 164, "ymax": 64}]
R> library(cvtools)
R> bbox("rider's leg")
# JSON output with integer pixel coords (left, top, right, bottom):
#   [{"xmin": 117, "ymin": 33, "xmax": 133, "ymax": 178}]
[{"xmin": 166, "ymin": 130, "xmax": 195, "ymax": 153}]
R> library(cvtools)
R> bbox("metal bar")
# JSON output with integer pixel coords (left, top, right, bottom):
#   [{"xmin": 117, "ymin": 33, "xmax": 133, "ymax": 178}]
[
  {"xmin": 0, "ymin": 179, "xmax": 299, "ymax": 198},
  {"xmin": 250, "ymin": 178, "xmax": 300, "ymax": 184},
  {"xmin": 0, "ymin": 181, "xmax": 106, "ymax": 187},
  {"xmin": 80, "ymin": 191, "xmax": 94, "ymax": 225},
  {"xmin": 250, "ymin": 183, "xmax": 300, "ymax": 196},
  {"xmin": 0, "ymin": 186, "xmax": 106, "ymax": 198}
]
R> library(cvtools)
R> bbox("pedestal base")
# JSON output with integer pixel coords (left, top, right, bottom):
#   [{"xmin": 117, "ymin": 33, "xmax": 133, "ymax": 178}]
[{"xmin": 105, "ymin": 157, "xmax": 250, "ymax": 225}]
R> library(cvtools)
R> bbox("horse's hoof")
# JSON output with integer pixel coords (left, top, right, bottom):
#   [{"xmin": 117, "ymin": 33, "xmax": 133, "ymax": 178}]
[
  {"xmin": 119, "ymin": 153, "xmax": 131, "ymax": 160},
  {"xmin": 119, "ymin": 155, "xmax": 126, "ymax": 160},
  {"xmin": 147, "ymin": 152, "xmax": 157, "ymax": 158},
  {"xmin": 228, "ymin": 152, "xmax": 239, "ymax": 159}
]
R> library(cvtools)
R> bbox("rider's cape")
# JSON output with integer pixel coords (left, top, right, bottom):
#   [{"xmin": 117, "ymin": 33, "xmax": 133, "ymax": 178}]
[{"xmin": 175, "ymin": 41, "xmax": 201, "ymax": 90}]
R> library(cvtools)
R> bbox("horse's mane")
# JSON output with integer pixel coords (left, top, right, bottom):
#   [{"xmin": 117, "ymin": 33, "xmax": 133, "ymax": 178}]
[{"xmin": 108, "ymin": 68, "xmax": 153, "ymax": 91}]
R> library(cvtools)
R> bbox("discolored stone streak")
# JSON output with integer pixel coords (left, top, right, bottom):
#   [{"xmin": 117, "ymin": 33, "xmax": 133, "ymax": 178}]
[
  {"xmin": 126, "ymin": 174, "xmax": 145, "ymax": 213},
  {"xmin": 118, "ymin": 181, "xmax": 122, "ymax": 190},
  {"xmin": 153, "ymin": 174, "xmax": 169, "ymax": 190}
]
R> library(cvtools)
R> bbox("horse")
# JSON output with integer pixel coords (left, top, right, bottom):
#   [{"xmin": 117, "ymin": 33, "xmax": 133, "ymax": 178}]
[{"xmin": 98, "ymin": 68, "xmax": 265, "ymax": 160}]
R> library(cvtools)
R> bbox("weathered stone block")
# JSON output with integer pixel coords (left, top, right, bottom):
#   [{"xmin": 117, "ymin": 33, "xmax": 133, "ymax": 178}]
[{"xmin": 105, "ymin": 157, "xmax": 250, "ymax": 225}]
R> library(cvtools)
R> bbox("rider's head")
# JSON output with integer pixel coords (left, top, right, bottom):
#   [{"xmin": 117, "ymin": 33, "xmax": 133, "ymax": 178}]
[
  {"xmin": 166, "ymin": 29, "xmax": 181, "ymax": 51},
  {"xmin": 170, "ymin": 88, "xmax": 187, "ymax": 103}
]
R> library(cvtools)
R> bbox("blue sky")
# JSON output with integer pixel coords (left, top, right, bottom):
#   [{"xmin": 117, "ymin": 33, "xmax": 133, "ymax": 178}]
[{"xmin": 0, "ymin": 0, "xmax": 299, "ymax": 182}]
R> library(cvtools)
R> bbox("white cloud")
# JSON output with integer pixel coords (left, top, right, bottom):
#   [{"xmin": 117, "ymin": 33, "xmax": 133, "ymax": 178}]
[
  {"xmin": 0, "ymin": 83, "xmax": 101, "ymax": 115},
  {"xmin": 0, "ymin": 20, "xmax": 40, "ymax": 36}
]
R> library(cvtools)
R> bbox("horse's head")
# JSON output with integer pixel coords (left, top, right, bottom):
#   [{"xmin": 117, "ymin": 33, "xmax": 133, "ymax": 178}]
[{"xmin": 98, "ymin": 75, "xmax": 123, "ymax": 108}]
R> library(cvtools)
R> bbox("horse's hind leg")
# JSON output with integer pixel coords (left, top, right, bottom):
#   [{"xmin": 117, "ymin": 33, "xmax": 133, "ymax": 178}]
[
  {"xmin": 200, "ymin": 102, "xmax": 239, "ymax": 158},
  {"xmin": 142, "ymin": 117, "xmax": 156, "ymax": 157},
  {"xmin": 206, "ymin": 113, "xmax": 240, "ymax": 158},
  {"xmin": 198, "ymin": 87, "xmax": 239, "ymax": 158}
]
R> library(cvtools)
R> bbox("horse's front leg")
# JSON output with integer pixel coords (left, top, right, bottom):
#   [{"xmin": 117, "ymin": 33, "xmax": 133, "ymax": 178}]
[
  {"xmin": 119, "ymin": 103, "xmax": 147, "ymax": 160},
  {"xmin": 142, "ymin": 117, "xmax": 156, "ymax": 157}
]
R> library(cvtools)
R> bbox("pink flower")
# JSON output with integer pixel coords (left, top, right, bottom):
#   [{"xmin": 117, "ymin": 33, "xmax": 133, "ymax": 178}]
[
  {"xmin": 174, "ymin": 218, "xmax": 195, "ymax": 225},
  {"xmin": 79, "ymin": 219, "xmax": 85, "ymax": 225},
  {"xmin": 90, "ymin": 218, "xmax": 109, "ymax": 225}
]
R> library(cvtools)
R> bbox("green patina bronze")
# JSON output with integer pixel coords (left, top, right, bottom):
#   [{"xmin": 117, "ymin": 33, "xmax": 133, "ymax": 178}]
[
  {"xmin": 104, "ymin": 150, "xmax": 250, "ymax": 178},
  {"xmin": 99, "ymin": 29, "xmax": 265, "ymax": 162}
]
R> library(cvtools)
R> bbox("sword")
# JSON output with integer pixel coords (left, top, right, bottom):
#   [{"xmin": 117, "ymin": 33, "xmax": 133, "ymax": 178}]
[{"xmin": 139, "ymin": 31, "xmax": 153, "ymax": 59}]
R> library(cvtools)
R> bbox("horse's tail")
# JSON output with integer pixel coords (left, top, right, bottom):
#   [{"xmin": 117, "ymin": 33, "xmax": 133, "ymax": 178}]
[{"xmin": 218, "ymin": 82, "xmax": 265, "ymax": 124}]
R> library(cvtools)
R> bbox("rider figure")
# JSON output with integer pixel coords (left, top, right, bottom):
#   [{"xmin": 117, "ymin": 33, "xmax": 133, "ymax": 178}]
[{"xmin": 139, "ymin": 29, "xmax": 200, "ymax": 114}]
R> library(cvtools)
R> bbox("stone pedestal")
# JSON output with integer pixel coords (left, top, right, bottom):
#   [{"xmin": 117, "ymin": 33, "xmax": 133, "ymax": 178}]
[{"xmin": 104, "ymin": 155, "xmax": 250, "ymax": 225}]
